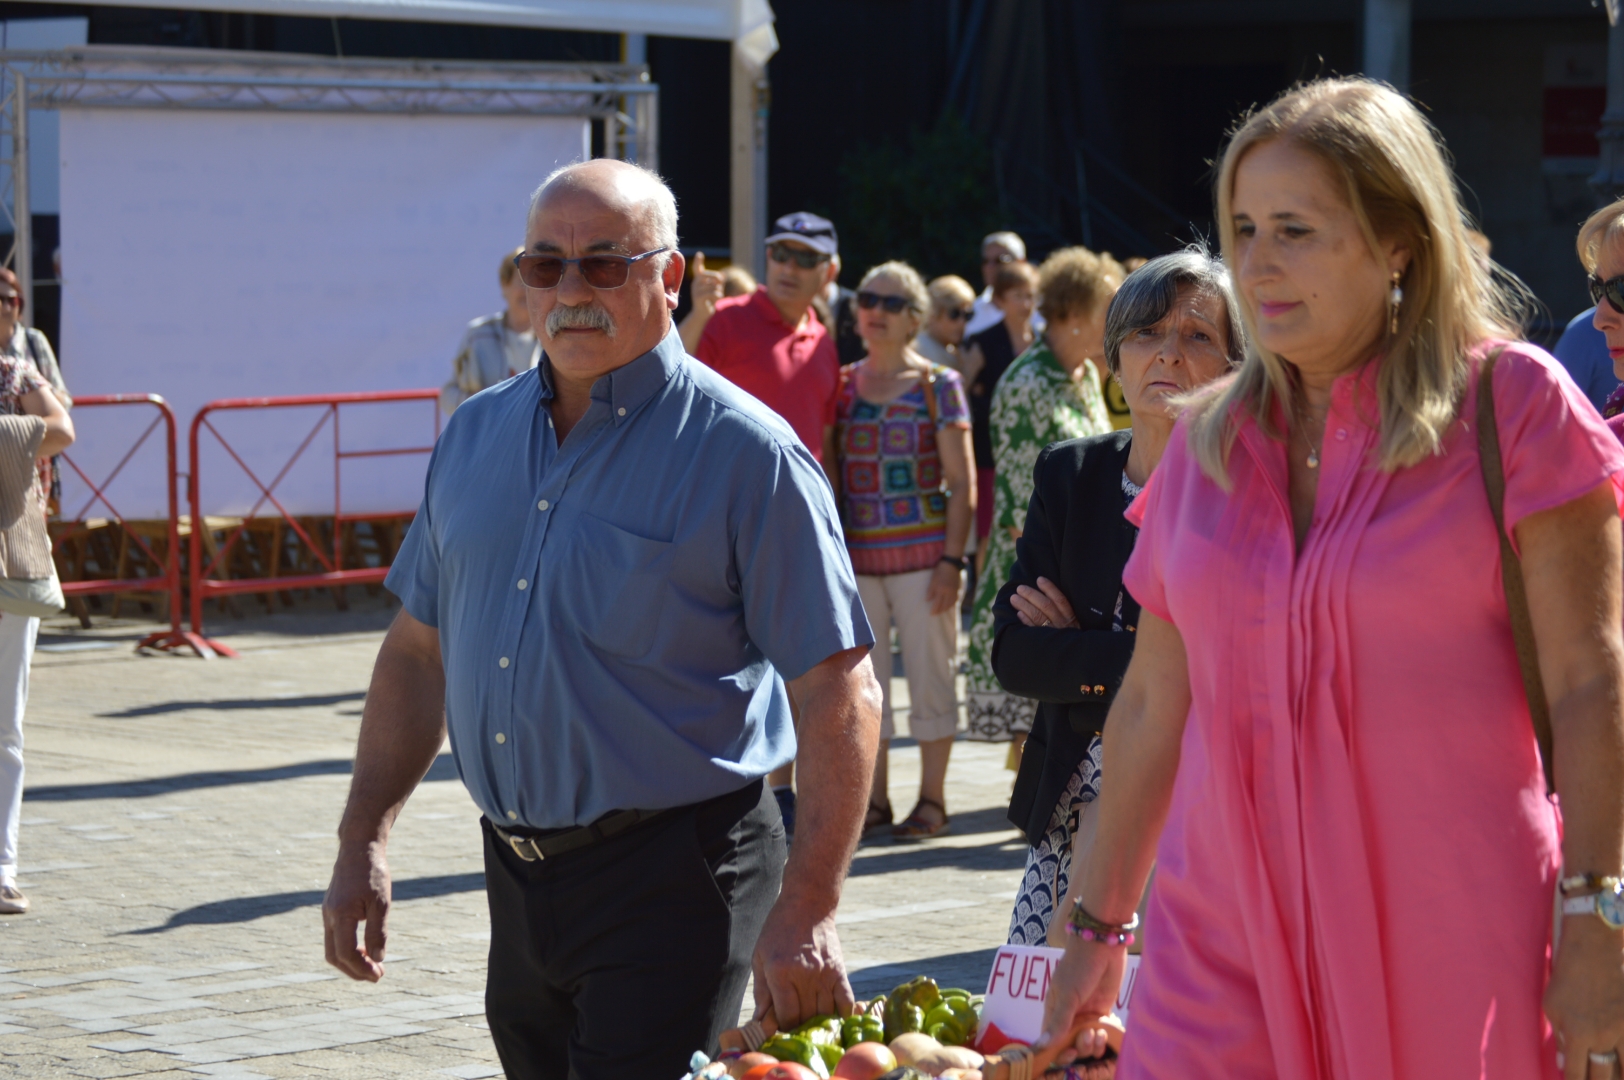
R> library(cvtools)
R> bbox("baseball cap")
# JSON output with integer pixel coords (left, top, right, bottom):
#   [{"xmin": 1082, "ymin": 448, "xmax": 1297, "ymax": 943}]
[{"xmin": 765, "ymin": 212, "xmax": 838, "ymax": 257}]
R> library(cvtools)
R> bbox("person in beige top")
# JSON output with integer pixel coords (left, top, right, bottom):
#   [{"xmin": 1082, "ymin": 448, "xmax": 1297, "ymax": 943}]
[{"xmin": 0, "ymin": 349, "xmax": 73, "ymax": 916}]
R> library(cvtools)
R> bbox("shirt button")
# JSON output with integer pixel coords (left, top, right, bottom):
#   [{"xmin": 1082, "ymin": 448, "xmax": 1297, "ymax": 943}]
[
  {"xmin": 517, "ymin": 579, "xmax": 528, "ymax": 590},
  {"xmin": 1335, "ymin": 429, "xmax": 1348, "ymax": 440},
  {"xmin": 617, "ymin": 407, "xmax": 627, "ymax": 417},
  {"xmin": 537, "ymin": 500, "xmax": 549, "ymax": 511},
  {"xmin": 499, "ymin": 656, "xmax": 510, "ymax": 668},
  {"xmin": 495, "ymin": 732, "xmax": 507, "ymax": 744},
  {"xmin": 507, "ymin": 810, "xmax": 518, "ymax": 820}
]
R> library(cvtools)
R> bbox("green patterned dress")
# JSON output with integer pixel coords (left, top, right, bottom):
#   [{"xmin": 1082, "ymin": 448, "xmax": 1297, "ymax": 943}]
[{"xmin": 965, "ymin": 340, "xmax": 1111, "ymax": 741}]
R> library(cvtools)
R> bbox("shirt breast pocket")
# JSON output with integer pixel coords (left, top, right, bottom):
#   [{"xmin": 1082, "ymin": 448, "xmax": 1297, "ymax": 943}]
[{"xmin": 556, "ymin": 513, "xmax": 674, "ymax": 660}]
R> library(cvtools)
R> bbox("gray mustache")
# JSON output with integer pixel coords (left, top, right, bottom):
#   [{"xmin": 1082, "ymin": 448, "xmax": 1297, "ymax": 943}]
[{"xmin": 546, "ymin": 302, "xmax": 616, "ymax": 337}]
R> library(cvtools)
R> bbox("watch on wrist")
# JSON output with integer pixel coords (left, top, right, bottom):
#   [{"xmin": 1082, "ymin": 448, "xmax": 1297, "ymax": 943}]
[
  {"xmin": 1561, "ymin": 880, "xmax": 1624, "ymax": 930},
  {"xmin": 937, "ymin": 555, "xmax": 967, "ymax": 571}
]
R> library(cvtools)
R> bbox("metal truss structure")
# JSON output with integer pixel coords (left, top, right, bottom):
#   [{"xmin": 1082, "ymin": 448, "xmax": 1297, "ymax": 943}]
[{"xmin": 0, "ymin": 47, "xmax": 659, "ymax": 317}]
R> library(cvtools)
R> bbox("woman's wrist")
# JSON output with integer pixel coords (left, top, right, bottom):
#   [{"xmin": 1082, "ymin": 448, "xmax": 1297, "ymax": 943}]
[{"xmin": 937, "ymin": 554, "xmax": 967, "ymax": 571}]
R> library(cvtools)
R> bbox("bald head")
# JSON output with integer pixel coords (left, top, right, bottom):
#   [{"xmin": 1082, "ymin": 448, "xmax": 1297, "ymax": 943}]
[{"xmin": 527, "ymin": 159, "xmax": 678, "ymax": 258}]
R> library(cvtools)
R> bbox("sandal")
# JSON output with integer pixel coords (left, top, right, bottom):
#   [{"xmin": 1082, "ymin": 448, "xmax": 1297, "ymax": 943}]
[
  {"xmin": 892, "ymin": 797, "xmax": 950, "ymax": 841},
  {"xmin": 862, "ymin": 801, "xmax": 894, "ymax": 839}
]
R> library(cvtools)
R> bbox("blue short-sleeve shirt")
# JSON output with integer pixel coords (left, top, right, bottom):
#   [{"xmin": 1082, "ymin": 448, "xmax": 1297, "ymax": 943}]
[{"xmin": 386, "ymin": 328, "xmax": 873, "ymax": 829}]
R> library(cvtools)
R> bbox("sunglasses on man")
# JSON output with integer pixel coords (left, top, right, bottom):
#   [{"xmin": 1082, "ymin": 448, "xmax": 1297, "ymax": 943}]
[
  {"xmin": 512, "ymin": 248, "xmax": 667, "ymax": 290},
  {"xmin": 1590, "ymin": 273, "xmax": 1624, "ymax": 315},
  {"xmin": 942, "ymin": 307, "xmax": 973, "ymax": 321},
  {"xmin": 983, "ymin": 252, "xmax": 1017, "ymax": 266},
  {"xmin": 768, "ymin": 243, "xmax": 829, "ymax": 270},
  {"xmin": 856, "ymin": 291, "xmax": 917, "ymax": 314}
]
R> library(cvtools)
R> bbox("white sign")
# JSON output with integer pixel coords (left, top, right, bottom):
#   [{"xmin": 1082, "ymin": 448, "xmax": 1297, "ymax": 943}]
[{"xmin": 977, "ymin": 944, "xmax": 1142, "ymax": 1046}]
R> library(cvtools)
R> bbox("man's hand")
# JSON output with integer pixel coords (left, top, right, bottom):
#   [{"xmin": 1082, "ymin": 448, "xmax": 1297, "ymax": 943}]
[
  {"xmin": 752, "ymin": 899, "xmax": 854, "ymax": 1026},
  {"xmin": 756, "ymin": 647, "xmax": 882, "ymax": 1028},
  {"xmin": 690, "ymin": 251, "xmax": 725, "ymax": 315},
  {"xmin": 323, "ymin": 840, "xmax": 392, "ymax": 982},
  {"xmin": 319, "ymin": 610, "xmax": 446, "ymax": 984}
]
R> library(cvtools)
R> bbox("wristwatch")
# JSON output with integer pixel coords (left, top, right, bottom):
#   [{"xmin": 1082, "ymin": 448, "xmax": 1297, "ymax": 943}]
[{"xmin": 1561, "ymin": 880, "xmax": 1624, "ymax": 930}]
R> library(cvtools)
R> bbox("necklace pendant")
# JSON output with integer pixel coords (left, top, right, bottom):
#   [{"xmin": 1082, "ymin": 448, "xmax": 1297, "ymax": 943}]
[{"xmin": 1306, "ymin": 448, "xmax": 1319, "ymax": 469}]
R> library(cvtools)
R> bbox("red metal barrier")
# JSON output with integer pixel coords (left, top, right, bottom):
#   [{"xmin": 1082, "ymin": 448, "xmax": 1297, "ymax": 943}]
[
  {"xmin": 188, "ymin": 389, "xmax": 441, "ymax": 657},
  {"xmin": 52, "ymin": 394, "xmax": 213, "ymax": 656}
]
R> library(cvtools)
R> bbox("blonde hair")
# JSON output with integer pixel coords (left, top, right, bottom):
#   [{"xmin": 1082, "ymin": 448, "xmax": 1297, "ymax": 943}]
[
  {"xmin": 1037, "ymin": 246, "xmax": 1126, "ymax": 323},
  {"xmin": 860, "ymin": 261, "xmax": 931, "ymax": 331},
  {"xmin": 927, "ymin": 274, "xmax": 977, "ymax": 313},
  {"xmin": 499, "ymin": 245, "xmax": 523, "ymax": 286},
  {"xmin": 1577, "ymin": 197, "xmax": 1624, "ymax": 274},
  {"xmin": 1188, "ymin": 77, "xmax": 1530, "ymax": 487}
]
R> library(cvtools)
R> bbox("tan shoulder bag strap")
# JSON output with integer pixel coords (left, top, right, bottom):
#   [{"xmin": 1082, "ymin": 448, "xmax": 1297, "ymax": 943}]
[
  {"xmin": 920, "ymin": 364, "xmax": 940, "ymax": 426},
  {"xmin": 1476, "ymin": 347, "xmax": 1556, "ymax": 794}
]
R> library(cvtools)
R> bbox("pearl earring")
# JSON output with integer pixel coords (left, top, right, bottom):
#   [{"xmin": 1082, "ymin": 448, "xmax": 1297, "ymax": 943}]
[
  {"xmin": 1070, "ymin": 327, "xmax": 1080, "ymax": 336},
  {"xmin": 1389, "ymin": 270, "xmax": 1403, "ymax": 336}
]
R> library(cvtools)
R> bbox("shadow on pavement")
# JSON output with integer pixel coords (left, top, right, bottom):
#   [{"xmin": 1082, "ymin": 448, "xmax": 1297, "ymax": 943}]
[
  {"xmin": 128, "ymin": 871, "xmax": 486, "ymax": 934},
  {"xmin": 97, "ymin": 691, "xmax": 368, "ymax": 718},
  {"xmin": 24, "ymin": 753, "xmax": 459, "ymax": 802},
  {"xmin": 849, "ymin": 947, "xmax": 1000, "ymax": 998}
]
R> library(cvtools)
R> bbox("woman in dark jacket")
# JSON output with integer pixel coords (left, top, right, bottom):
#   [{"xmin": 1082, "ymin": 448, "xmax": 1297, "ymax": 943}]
[{"xmin": 994, "ymin": 249, "xmax": 1242, "ymax": 946}]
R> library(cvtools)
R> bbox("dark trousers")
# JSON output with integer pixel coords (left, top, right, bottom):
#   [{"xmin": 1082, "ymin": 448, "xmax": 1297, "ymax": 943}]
[{"xmin": 481, "ymin": 780, "xmax": 785, "ymax": 1080}]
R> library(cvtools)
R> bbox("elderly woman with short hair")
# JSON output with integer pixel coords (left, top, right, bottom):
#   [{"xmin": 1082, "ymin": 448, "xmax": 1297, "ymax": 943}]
[
  {"xmin": 825, "ymin": 261, "xmax": 974, "ymax": 841},
  {"xmin": 914, "ymin": 275, "xmax": 978, "ymax": 372},
  {"xmin": 1041, "ymin": 77, "xmax": 1624, "ymax": 1076},
  {"xmin": 994, "ymin": 248, "xmax": 1241, "ymax": 947},
  {"xmin": 962, "ymin": 249, "xmax": 1119, "ymax": 762}
]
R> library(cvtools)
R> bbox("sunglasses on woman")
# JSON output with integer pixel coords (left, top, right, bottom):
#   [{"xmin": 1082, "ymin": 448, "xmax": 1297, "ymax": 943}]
[
  {"xmin": 1590, "ymin": 273, "xmax": 1624, "ymax": 315},
  {"xmin": 512, "ymin": 248, "xmax": 667, "ymax": 290},
  {"xmin": 768, "ymin": 243, "xmax": 829, "ymax": 270},
  {"xmin": 856, "ymin": 291, "xmax": 915, "ymax": 314}
]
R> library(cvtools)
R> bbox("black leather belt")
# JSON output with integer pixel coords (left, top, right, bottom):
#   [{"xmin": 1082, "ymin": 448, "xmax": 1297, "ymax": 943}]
[{"xmin": 490, "ymin": 807, "xmax": 668, "ymax": 862}]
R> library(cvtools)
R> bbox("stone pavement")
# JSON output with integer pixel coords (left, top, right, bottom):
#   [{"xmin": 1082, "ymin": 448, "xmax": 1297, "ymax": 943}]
[{"xmin": 0, "ymin": 598, "xmax": 1030, "ymax": 1078}]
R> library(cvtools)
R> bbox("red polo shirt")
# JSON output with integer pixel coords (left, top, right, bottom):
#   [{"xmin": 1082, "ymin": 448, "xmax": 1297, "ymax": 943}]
[{"xmin": 695, "ymin": 287, "xmax": 838, "ymax": 462}]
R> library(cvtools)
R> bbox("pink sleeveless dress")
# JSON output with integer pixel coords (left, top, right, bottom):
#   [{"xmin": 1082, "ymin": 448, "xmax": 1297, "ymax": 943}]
[{"xmin": 1118, "ymin": 342, "xmax": 1624, "ymax": 1079}]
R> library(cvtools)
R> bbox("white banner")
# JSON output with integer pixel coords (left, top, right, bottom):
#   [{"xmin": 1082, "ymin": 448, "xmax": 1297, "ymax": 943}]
[{"xmin": 59, "ymin": 107, "xmax": 586, "ymax": 520}]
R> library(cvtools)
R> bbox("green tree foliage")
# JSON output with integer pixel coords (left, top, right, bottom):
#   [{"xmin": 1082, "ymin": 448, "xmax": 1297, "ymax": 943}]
[{"xmin": 817, "ymin": 113, "xmax": 1008, "ymax": 288}]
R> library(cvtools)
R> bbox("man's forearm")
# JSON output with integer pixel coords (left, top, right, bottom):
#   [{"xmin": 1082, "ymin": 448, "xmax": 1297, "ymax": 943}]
[
  {"xmin": 337, "ymin": 619, "xmax": 448, "ymax": 846},
  {"xmin": 783, "ymin": 654, "xmax": 882, "ymax": 912}
]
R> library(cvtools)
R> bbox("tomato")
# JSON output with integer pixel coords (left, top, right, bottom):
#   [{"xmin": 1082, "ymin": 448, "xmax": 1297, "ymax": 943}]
[
  {"xmin": 729, "ymin": 1053, "xmax": 777, "ymax": 1078},
  {"xmin": 741, "ymin": 1064, "xmax": 818, "ymax": 1080}
]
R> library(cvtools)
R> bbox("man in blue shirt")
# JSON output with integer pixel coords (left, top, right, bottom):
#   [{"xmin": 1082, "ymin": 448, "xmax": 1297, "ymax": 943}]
[
  {"xmin": 1553, "ymin": 306, "xmax": 1620, "ymax": 413},
  {"xmin": 322, "ymin": 160, "xmax": 882, "ymax": 1079}
]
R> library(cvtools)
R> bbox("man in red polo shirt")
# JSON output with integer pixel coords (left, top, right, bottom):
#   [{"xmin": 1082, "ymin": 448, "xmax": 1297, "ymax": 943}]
[
  {"xmin": 694, "ymin": 213, "xmax": 845, "ymax": 837},
  {"xmin": 695, "ymin": 212, "xmax": 841, "ymax": 487}
]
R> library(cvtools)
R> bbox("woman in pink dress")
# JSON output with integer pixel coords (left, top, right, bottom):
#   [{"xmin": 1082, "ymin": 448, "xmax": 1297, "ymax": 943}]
[{"xmin": 1038, "ymin": 77, "xmax": 1624, "ymax": 1079}]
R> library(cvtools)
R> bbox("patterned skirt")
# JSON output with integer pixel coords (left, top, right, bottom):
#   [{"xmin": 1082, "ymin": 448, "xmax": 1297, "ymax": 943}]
[{"xmin": 1007, "ymin": 734, "xmax": 1103, "ymax": 945}]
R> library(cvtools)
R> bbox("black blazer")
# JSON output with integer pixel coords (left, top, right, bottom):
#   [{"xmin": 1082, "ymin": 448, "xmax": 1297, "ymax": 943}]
[{"xmin": 993, "ymin": 429, "xmax": 1143, "ymax": 845}]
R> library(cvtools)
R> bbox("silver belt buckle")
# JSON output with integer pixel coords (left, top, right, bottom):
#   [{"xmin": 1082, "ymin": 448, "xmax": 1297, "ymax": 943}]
[{"xmin": 506, "ymin": 831, "xmax": 542, "ymax": 862}]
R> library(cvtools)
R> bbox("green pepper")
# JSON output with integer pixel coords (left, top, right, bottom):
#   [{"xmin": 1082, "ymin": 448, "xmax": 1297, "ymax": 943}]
[
  {"xmin": 883, "ymin": 1003, "xmax": 924, "ymax": 1043},
  {"xmin": 949, "ymin": 997, "xmax": 978, "ymax": 1033},
  {"xmin": 939, "ymin": 987, "xmax": 972, "ymax": 1000},
  {"xmin": 760, "ymin": 1033, "xmax": 816, "ymax": 1067},
  {"xmin": 840, "ymin": 1015, "xmax": 884, "ymax": 1048},
  {"xmin": 815, "ymin": 1041, "xmax": 843, "ymax": 1072},
  {"xmin": 927, "ymin": 1020, "xmax": 966, "ymax": 1046}
]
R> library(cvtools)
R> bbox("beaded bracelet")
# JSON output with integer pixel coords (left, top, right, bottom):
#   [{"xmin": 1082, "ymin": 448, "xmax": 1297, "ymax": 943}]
[{"xmin": 1064, "ymin": 899, "xmax": 1139, "ymax": 947}]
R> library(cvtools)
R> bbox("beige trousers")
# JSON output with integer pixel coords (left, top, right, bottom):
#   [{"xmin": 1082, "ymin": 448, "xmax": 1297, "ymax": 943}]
[{"xmin": 857, "ymin": 569, "xmax": 960, "ymax": 743}]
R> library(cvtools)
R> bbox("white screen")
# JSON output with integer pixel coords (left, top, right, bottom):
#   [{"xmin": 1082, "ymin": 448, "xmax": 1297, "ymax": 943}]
[{"xmin": 58, "ymin": 108, "xmax": 587, "ymax": 520}]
